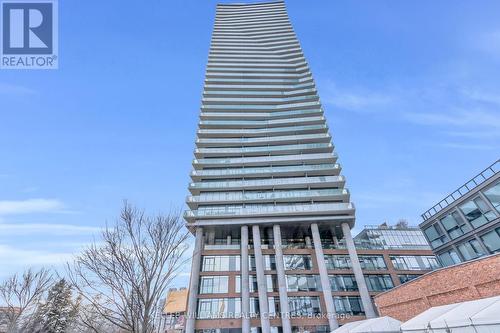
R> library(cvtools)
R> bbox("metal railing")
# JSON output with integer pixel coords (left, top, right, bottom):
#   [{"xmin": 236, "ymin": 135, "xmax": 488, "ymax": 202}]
[{"xmin": 421, "ymin": 159, "xmax": 500, "ymax": 221}]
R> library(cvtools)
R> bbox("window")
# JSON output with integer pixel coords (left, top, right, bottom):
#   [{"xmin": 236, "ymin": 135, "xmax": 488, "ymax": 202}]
[
  {"xmin": 197, "ymin": 298, "xmax": 241, "ymax": 319},
  {"xmin": 459, "ymin": 197, "xmax": 496, "ymax": 228},
  {"xmin": 249, "ymin": 297, "xmax": 280, "ymax": 318},
  {"xmin": 333, "ymin": 296, "xmax": 364, "ymax": 316},
  {"xmin": 266, "ymin": 275, "xmax": 278, "ymax": 292},
  {"xmin": 440, "ymin": 211, "xmax": 471, "ymax": 239},
  {"xmin": 235, "ymin": 275, "xmax": 255, "ymax": 293},
  {"xmin": 329, "ymin": 275, "xmax": 357, "ymax": 291},
  {"xmin": 286, "ymin": 275, "xmax": 321, "ymax": 292},
  {"xmin": 284, "ymin": 255, "xmax": 313, "ymax": 270},
  {"xmin": 202, "ymin": 256, "xmax": 240, "ymax": 271},
  {"xmin": 390, "ymin": 255, "xmax": 440, "ymax": 270},
  {"xmin": 197, "ymin": 329, "xmax": 242, "ymax": 333},
  {"xmin": 249, "ymin": 255, "xmax": 276, "ymax": 271},
  {"xmin": 288, "ymin": 296, "xmax": 321, "ymax": 317},
  {"xmin": 483, "ymin": 182, "xmax": 500, "ymax": 211},
  {"xmin": 358, "ymin": 255, "xmax": 387, "ymax": 270},
  {"xmin": 437, "ymin": 249, "xmax": 462, "ymax": 267},
  {"xmin": 200, "ymin": 276, "xmax": 229, "ymax": 294},
  {"xmin": 457, "ymin": 239, "xmax": 485, "ymax": 260},
  {"xmin": 364, "ymin": 275, "xmax": 394, "ymax": 291},
  {"xmin": 324, "ymin": 255, "xmax": 350, "ymax": 270},
  {"xmin": 480, "ymin": 227, "xmax": 500, "ymax": 253},
  {"xmin": 398, "ymin": 274, "xmax": 421, "ymax": 284},
  {"xmin": 424, "ymin": 223, "xmax": 449, "ymax": 248}
]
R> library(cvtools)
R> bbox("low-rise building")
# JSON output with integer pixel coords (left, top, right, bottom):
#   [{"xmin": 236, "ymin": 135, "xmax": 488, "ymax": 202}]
[
  {"xmin": 420, "ymin": 160, "xmax": 500, "ymax": 266},
  {"xmin": 373, "ymin": 253, "xmax": 500, "ymax": 322},
  {"xmin": 161, "ymin": 288, "xmax": 188, "ymax": 333}
]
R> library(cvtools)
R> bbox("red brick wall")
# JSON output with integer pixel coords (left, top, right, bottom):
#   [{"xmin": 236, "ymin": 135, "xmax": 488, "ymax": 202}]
[{"xmin": 373, "ymin": 254, "xmax": 500, "ymax": 322}]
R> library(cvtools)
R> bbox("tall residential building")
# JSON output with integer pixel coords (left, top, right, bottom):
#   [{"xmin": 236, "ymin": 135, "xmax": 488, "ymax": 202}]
[
  {"xmin": 184, "ymin": 2, "xmax": 412, "ymax": 333},
  {"xmin": 420, "ymin": 159, "xmax": 500, "ymax": 267}
]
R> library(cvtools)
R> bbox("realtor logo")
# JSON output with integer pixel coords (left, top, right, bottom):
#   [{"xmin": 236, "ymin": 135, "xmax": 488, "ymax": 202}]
[{"xmin": 1, "ymin": 0, "xmax": 58, "ymax": 69}]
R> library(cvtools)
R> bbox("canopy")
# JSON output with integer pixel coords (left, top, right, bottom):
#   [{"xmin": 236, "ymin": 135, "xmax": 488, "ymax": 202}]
[
  {"xmin": 332, "ymin": 316, "xmax": 402, "ymax": 333},
  {"xmin": 401, "ymin": 295, "xmax": 500, "ymax": 333}
]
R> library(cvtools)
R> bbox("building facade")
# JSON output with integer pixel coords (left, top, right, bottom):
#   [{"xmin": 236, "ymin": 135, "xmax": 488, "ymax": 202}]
[
  {"xmin": 184, "ymin": 2, "xmax": 439, "ymax": 333},
  {"xmin": 420, "ymin": 160, "xmax": 500, "ymax": 267},
  {"xmin": 374, "ymin": 253, "xmax": 500, "ymax": 322},
  {"xmin": 161, "ymin": 288, "xmax": 188, "ymax": 333}
]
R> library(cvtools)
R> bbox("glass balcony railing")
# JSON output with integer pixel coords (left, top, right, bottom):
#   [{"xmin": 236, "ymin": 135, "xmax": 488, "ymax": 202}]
[
  {"xmin": 190, "ymin": 163, "xmax": 339, "ymax": 178},
  {"xmin": 206, "ymin": 66, "xmax": 304, "ymax": 73},
  {"xmin": 200, "ymin": 109, "xmax": 323, "ymax": 120},
  {"xmin": 196, "ymin": 132, "xmax": 330, "ymax": 145},
  {"xmin": 204, "ymin": 82, "xmax": 314, "ymax": 91},
  {"xmin": 201, "ymin": 101, "xmax": 319, "ymax": 111},
  {"xmin": 189, "ymin": 175, "xmax": 344, "ymax": 190},
  {"xmin": 196, "ymin": 142, "xmax": 332, "ymax": 155},
  {"xmin": 197, "ymin": 124, "xmax": 327, "ymax": 136},
  {"xmin": 204, "ymin": 76, "xmax": 310, "ymax": 84},
  {"xmin": 198, "ymin": 116, "xmax": 324, "ymax": 127},
  {"xmin": 188, "ymin": 188, "xmax": 348, "ymax": 203},
  {"xmin": 184, "ymin": 202, "xmax": 354, "ymax": 220},
  {"xmin": 193, "ymin": 152, "xmax": 337, "ymax": 167},
  {"xmin": 206, "ymin": 71, "xmax": 310, "ymax": 79},
  {"xmin": 203, "ymin": 88, "xmax": 315, "ymax": 96},
  {"xmin": 202, "ymin": 95, "xmax": 317, "ymax": 103}
]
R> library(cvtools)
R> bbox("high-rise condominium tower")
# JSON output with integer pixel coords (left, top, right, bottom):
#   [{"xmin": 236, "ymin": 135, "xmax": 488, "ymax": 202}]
[{"xmin": 184, "ymin": 2, "xmax": 376, "ymax": 333}]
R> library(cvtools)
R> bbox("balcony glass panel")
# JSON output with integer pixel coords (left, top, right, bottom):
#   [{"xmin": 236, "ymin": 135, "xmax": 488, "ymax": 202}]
[
  {"xmin": 483, "ymin": 182, "xmax": 500, "ymax": 211},
  {"xmin": 459, "ymin": 197, "xmax": 496, "ymax": 228}
]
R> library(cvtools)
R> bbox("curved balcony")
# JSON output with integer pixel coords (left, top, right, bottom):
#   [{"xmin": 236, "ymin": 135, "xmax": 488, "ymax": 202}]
[
  {"xmin": 192, "ymin": 152, "xmax": 337, "ymax": 169},
  {"xmin": 184, "ymin": 202, "xmax": 355, "ymax": 222},
  {"xmin": 195, "ymin": 142, "xmax": 333, "ymax": 158},
  {"xmin": 187, "ymin": 188, "xmax": 349, "ymax": 209},
  {"xmin": 199, "ymin": 109, "xmax": 322, "ymax": 121},
  {"xmin": 188, "ymin": 175, "xmax": 345, "ymax": 194},
  {"xmin": 197, "ymin": 124, "xmax": 328, "ymax": 138},
  {"xmin": 196, "ymin": 132, "xmax": 330, "ymax": 148},
  {"xmin": 198, "ymin": 116, "xmax": 324, "ymax": 129},
  {"xmin": 190, "ymin": 163, "xmax": 340, "ymax": 180}
]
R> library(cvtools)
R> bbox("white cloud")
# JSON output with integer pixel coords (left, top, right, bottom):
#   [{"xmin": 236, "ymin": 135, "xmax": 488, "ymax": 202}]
[
  {"xmin": 403, "ymin": 108, "xmax": 500, "ymax": 129},
  {"xmin": 0, "ymin": 244, "xmax": 74, "ymax": 267},
  {"xmin": 0, "ymin": 198, "xmax": 65, "ymax": 215},
  {"xmin": 0, "ymin": 222, "xmax": 101, "ymax": 235},
  {"xmin": 319, "ymin": 80, "xmax": 394, "ymax": 112},
  {"xmin": 0, "ymin": 82, "xmax": 37, "ymax": 95}
]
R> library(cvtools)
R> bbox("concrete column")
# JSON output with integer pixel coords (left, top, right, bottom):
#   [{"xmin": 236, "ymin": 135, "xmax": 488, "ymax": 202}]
[
  {"xmin": 311, "ymin": 223, "xmax": 339, "ymax": 330},
  {"xmin": 341, "ymin": 223, "xmax": 377, "ymax": 318},
  {"xmin": 332, "ymin": 236, "xmax": 339, "ymax": 247},
  {"xmin": 227, "ymin": 235, "xmax": 232, "ymax": 245},
  {"xmin": 241, "ymin": 226, "xmax": 251, "ymax": 333},
  {"xmin": 305, "ymin": 236, "xmax": 312, "ymax": 248},
  {"xmin": 273, "ymin": 225, "xmax": 292, "ymax": 333},
  {"xmin": 185, "ymin": 227, "xmax": 204, "ymax": 333},
  {"xmin": 252, "ymin": 225, "xmax": 271, "ymax": 333}
]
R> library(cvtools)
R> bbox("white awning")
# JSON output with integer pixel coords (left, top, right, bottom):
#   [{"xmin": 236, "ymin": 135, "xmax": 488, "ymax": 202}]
[
  {"xmin": 401, "ymin": 295, "xmax": 500, "ymax": 333},
  {"xmin": 331, "ymin": 316, "xmax": 402, "ymax": 333}
]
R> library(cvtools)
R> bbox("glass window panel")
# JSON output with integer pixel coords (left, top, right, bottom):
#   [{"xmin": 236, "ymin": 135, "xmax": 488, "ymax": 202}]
[
  {"xmin": 480, "ymin": 228, "xmax": 500, "ymax": 253},
  {"xmin": 483, "ymin": 182, "xmax": 500, "ymax": 211}
]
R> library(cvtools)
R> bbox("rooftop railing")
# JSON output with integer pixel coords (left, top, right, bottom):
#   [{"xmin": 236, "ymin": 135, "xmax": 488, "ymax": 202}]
[{"xmin": 421, "ymin": 159, "xmax": 500, "ymax": 222}]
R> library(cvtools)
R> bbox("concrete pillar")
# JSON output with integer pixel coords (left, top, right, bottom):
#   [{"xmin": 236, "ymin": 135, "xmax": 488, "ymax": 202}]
[
  {"xmin": 332, "ymin": 236, "xmax": 339, "ymax": 247},
  {"xmin": 227, "ymin": 235, "xmax": 232, "ymax": 245},
  {"xmin": 207, "ymin": 230, "xmax": 215, "ymax": 245},
  {"xmin": 310, "ymin": 223, "xmax": 339, "ymax": 330},
  {"xmin": 341, "ymin": 222, "xmax": 377, "ymax": 318},
  {"xmin": 305, "ymin": 236, "xmax": 312, "ymax": 248},
  {"xmin": 185, "ymin": 227, "xmax": 204, "ymax": 333},
  {"xmin": 273, "ymin": 225, "xmax": 292, "ymax": 333},
  {"xmin": 252, "ymin": 225, "xmax": 271, "ymax": 333},
  {"xmin": 241, "ymin": 226, "xmax": 250, "ymax": 333}
]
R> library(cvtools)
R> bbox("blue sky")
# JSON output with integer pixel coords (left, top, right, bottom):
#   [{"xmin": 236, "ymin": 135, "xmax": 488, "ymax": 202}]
[{"xmin": 1, "ymin": 0, "xmax": 499, "ymax": 285}]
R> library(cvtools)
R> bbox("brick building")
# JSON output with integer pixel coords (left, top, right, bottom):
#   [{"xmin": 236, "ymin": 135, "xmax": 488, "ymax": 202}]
[{"xmin": 373, "ymin": 253, "xmax": 500, "ymax": 322}]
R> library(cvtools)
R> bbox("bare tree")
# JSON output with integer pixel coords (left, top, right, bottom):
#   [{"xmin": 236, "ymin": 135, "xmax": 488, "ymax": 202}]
[
  {"xmin": 395, "ymin": 219, "xmax": 410, "ymax": 229},
  {"xmin": 68, "ymin": 202, "xmax": 190, "ymax": 333},
  {"xmin": 0, "ymin": 268, "xmax": 53, "ymax": 332}
]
